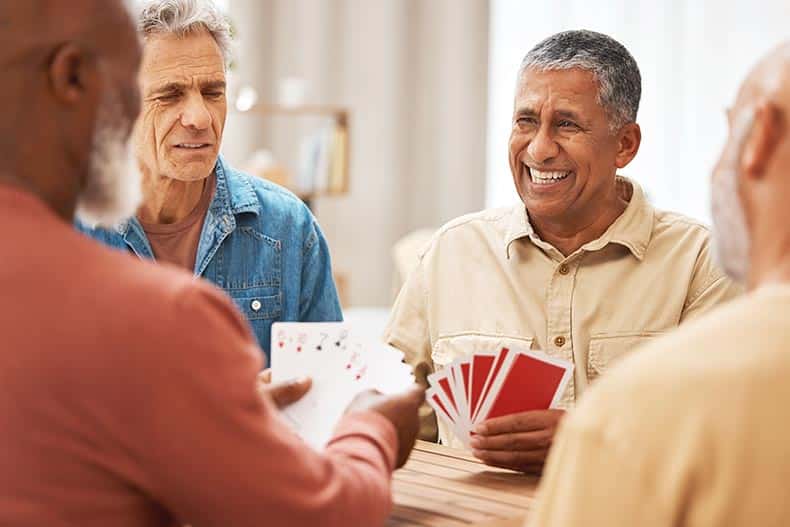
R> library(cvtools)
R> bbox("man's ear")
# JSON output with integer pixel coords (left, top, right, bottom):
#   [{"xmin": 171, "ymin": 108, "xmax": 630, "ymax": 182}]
[
  {"xmin": 48, "ymin": 42, "xmax": 97, "ymax": 104},
  {"xmin": 615, "ymin": 122, "xmax": 641, "ymax": 169},
  {"xmin": 741, "ymin": 101, "xmax": 785, "ymax": 180}
]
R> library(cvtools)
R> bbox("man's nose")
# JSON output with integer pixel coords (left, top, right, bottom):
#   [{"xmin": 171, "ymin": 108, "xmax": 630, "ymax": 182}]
[
  {"xmin": 527, "ymin": 124, "xmax": 560, "ymax": 164},
  {"xmin": 180, "ymin": 93, "xmax": 211, "ymax": 130}
]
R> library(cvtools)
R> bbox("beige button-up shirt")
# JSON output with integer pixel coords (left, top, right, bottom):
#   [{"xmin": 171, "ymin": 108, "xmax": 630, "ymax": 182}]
[
  {"xmin": 529, "ymin": 285, "xmax": 790, "ymax": 527},
  {"xmin": 383, "ymin": 177, "xmax": 741, "ymax": 446}
]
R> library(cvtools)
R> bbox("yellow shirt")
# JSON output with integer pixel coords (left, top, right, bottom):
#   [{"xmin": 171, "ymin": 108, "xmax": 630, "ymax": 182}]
[
  {"xmin": 529, "ymin": 285, "xmax": 790, "ymax": 527},
  {"xmin": 383, "ymin": 177, "xmax": 741, "ymax": 446}
]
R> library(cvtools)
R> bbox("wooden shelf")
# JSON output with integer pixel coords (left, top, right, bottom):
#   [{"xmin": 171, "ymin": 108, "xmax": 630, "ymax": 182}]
[{"xmin": 232, "ymin": 103, "xmax": 350, "ymax": 200}]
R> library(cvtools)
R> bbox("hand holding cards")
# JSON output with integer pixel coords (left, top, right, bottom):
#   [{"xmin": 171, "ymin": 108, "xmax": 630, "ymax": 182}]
[
  {"xmin": 271, "ymin": 322, "xmax": 415, "ymax": 450},
  {"xmin": 426, "ymin": 347, "xmax": 573, "ymax": 447}
]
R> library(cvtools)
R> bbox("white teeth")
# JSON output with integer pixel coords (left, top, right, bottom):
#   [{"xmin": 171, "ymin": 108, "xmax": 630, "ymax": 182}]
[
  {"xmin": 178, "ymin": 144, "xmax": 206, "ymax": 149},
  {"xmin": 528, "ymin": 168, "xmax": 570, "ymax": 184}
]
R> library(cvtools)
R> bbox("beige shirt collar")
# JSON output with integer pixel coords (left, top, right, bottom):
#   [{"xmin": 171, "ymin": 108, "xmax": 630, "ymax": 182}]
[{"xmin": 504, "ymin": 176, "xmax": 655, "ymax": 261}]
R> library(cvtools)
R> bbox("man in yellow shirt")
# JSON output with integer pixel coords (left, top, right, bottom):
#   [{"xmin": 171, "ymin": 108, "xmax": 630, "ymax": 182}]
[
  {"xmin": 529, "ymin": 42, "xmax": 790, "ymax": 526},
  {"xmin": 384, "ymin": 29, "xmax": 739, "ymax": 472}
]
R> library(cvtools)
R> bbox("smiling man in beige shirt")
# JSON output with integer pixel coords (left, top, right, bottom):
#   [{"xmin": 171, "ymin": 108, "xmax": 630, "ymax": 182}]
[
  {"xmin": 529, "ymin": 41, "xmax": 790, "ymax": 527},
  {"xmin": 384, "ymin": 30, "xmax": 740, "ymax": 473}
]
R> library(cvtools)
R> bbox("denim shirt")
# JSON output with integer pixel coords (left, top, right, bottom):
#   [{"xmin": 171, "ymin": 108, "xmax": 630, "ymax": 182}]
[{"xmin": 76, "ymin": 155, "xmax": 343, "ymax": 363}]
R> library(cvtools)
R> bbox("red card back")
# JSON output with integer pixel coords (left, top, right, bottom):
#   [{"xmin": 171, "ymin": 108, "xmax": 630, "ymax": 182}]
[
  {"xmin": 484, "ymin": 353, "xmax": 566, "ymax": 419},
  {"xmin": 473, "ymin": 348, "xmax": 512, "ymax": 420},
  {"xmin": 470, "ymin": 354, "xmax": 495, "ymax": 418},
  {"xmin": 438, "ymin": 377, "xmax": 457, "ymax": 412}
]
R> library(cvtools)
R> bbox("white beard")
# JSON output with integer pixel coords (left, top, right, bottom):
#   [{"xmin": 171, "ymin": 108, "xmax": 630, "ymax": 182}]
[
  {"xmin": 711, "ymin": 108, "xmax": 754, "ymax": 284},
  {"xmin": 75, "ymin": 92, "xmax": 142, "ymax": 228}
]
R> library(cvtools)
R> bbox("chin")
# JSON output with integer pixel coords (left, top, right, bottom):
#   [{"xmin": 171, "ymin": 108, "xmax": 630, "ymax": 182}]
[{"xmin": 168, "ymin": 159, "xmax": 217, "ymax": 182}]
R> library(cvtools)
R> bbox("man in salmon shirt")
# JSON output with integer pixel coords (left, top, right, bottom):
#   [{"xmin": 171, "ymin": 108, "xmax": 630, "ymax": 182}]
[{"xmin": 0, "ymin": 1, "xmax": 422, "ymax": 526}]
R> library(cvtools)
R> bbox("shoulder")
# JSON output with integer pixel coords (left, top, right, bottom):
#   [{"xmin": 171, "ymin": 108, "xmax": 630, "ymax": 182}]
[
  {"xmin": 84, "ymin": 238, "xmax": 257, "ymax": 361},
  {"xmin": 572, "ymin": 290, "xmax": 789, "ymax": 451},
  {"xmin": 224, "ymin": 163, "xmax": 316, "ymax": 233},
  {"xmin": 73, "ymin": 218, "xmax": 125, "ymax": 246},
  {"xmin": 418, "ymin": 206, "xmax": 515, "ymax": 260},
  {"xmin": 651, "ymin": 207, "xmax": 712, "ymax": 245}
]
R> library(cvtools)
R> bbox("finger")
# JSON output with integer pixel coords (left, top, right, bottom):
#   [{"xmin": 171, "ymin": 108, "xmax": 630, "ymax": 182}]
[
  {"xmin": 471, "ymin": 447, "xmax": 549, "ymax": 471},
  {"xmin": 267, "ymin": 377, "xmax": 312, "ymax": 408},
  {"xmin": 468, "ymin": 428, "xmax": 554, "ymax": 451},
  {"xmin": 474, "ymin": 409, "xmax": 563, "ymax": 436},
  {"xmin": 403, "ymin": 384, "xmax": 426, "ymax": 403},
  {"xmin": 258, "ymin": 369, "xmax": 272, "ymax": 384}
]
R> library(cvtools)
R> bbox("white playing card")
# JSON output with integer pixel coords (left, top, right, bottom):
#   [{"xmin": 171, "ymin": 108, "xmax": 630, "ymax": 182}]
[{"xmin": 271, "ymin": 322, "xmax": 414, "ymax": 450}]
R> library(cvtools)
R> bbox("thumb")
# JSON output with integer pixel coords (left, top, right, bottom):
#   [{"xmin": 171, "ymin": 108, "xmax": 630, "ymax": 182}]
[{"xmin": 268, "ymin": 377, "xmax": 312, "ymax": 409}]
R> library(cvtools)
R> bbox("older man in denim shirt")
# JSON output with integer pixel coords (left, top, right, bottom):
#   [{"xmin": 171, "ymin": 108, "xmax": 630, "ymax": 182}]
[{"xmin": 78, "ymin": 0, "xmax": 342, "ymax": 359}]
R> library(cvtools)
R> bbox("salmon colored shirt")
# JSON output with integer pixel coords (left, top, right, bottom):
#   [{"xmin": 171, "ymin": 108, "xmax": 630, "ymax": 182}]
[{"xmin": 0, "ymin": 185, "xmax": 398, "ymax": 527}]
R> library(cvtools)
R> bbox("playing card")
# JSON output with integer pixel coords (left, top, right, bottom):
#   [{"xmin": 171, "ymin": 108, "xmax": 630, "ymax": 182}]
[
  {"xmin": 468, "ymin": 351, "xmax": 497, "ymax": 423},
  {"xmin": 475, "ymin": 350, "xmax": 573, "ymax": 423},
  {"xmin": 271, "ymin": 322, "xmax": 414, "ymax": 450},
  {"xmin": 472, "ymin": 347, "xmax": 514, "ymax": 422},
  {"xmin": 426, "ymin": 387, "xmax": 456, "ymax": 428},
  {"xmin": 427, "ymin": 368, "xmax": 467, "ymax": 442},
  {"xmin": 426, "ymin": 347, "xmax": 573, "ymax": 449}
]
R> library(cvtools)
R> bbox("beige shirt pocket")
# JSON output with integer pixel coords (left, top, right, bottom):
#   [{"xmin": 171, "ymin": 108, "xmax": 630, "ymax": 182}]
[
  {"xmin": 587, "ymin": 331, "xmax": 665, "ymax": 383},
  {"xmin": 431, "ymin": 333, "xmax": 534, "ymax": 449},
  {"xmin": 431, "ymin": 332, "xmax": 535, "ymax": 368}
]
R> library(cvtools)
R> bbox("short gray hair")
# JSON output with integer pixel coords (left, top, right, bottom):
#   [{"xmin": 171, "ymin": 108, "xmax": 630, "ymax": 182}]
[
  {"xmin": 519, "ymin": 30, "xmax": 641, "ymax": 131},
  {"xmin": 137, "ymin": 0, "xmax": 233, "ymax": 68}
]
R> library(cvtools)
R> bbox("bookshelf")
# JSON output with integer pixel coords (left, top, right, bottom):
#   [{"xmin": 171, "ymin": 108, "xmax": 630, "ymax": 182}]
[{"xmin": 231, "ymin": 103, "xmax": 350, "ymax": 207}]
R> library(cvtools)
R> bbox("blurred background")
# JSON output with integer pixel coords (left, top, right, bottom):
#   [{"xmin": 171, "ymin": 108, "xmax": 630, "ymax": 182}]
[{"xmin": 214, "ymin": 0, "xmax": 788, "ymax": 317}]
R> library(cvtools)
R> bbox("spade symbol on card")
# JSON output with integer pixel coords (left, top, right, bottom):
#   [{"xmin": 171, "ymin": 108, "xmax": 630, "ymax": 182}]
[
  {"xmin": 335, "ymin": 329, "xmax": 348, "ymax": 349},
  {"xmin": 316, "ymin": 333, "xmax": 328, "ymax": 351},
  {"xmin": 354, "ymin": 365, "xmax": 367, "ymax": 381}
]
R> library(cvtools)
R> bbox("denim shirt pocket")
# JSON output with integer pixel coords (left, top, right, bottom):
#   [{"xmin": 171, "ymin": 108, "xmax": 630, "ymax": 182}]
[{"xmin": 231, "ymin": 290, "xmax": 283, "ymax": 320}]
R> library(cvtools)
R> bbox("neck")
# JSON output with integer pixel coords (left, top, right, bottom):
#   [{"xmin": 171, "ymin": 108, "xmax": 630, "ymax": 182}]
[
  {"xmin": 137, "ymin": 170, "xmax": 207, "ymax": 224},
  {"xmin": 529, "ymin": 185, "xmax": 628, "ymax": 257},
  {"xmin": 747, "ymin": 230, "xmax": 790, "ymax": 290},
  {"xmin": 0, "ymin": 163, "xmax": 78, "ymax": 223}
]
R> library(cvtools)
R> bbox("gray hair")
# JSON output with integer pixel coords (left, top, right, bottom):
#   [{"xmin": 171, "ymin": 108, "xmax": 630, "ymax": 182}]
[
  {"xmin": 519, "ymin": 30, "xmax": 641, "ymax": 131},
  {"xmin": 137, "ymin": 0, "xmax": 233, "ymax": 68}
]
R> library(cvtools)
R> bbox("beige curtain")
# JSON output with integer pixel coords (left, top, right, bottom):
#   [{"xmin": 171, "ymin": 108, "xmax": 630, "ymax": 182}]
[{"xmin": 223, "ymin": 0, "xmax": 489, "ymax": 306}]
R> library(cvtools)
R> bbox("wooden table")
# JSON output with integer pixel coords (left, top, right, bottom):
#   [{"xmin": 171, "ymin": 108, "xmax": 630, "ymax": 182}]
[{"xmin": 389, "ymin": 441, "xmax": 539, "ymax": 526}]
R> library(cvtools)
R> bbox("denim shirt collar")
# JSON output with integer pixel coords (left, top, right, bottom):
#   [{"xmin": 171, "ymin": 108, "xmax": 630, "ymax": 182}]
[{"xmin": 113, "ymin": 155, "xmax": 261, "ymax": 274}]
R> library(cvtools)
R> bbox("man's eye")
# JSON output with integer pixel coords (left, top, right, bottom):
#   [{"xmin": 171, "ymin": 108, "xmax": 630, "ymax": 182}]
[
  {"xmin": 204, "ymin": 91, "xmax": 225, "ymax": 99},
  {"xmin": 558, "ymin": 120, "xmax": 578, "ymax": 129},
  {"xmin": 156, "ymin": 94, "xmax": 179, "ymax": 102},
  {"xmin": 517, "ymin": 117, "xmax": 537, "ymax": 126}
]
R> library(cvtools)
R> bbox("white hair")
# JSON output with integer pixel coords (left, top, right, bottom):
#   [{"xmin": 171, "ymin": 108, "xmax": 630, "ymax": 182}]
[
  {"xmin": 519, "ymin": 30, "xmax": 641, "ymax": 132},
  {"xmin": 76, "ymin": 90, "xmax": 142, "ymax": 227},
  {"xmin": 710, "ymin": 107, "xmax": 755, "ymax": 284},
  {"xmin": 137, "ymin": 0, "xmax": 233, "ymax": 68}
]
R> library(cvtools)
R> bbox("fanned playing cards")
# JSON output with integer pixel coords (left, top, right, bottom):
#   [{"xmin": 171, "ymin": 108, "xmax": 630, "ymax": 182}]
[
  {"xmin": 426, "ymin": 347, "xmax": 573, "ymax": 447},
  {"xmin": 271, "ymin": 322, "xmax": 414, "ymax": 450}
]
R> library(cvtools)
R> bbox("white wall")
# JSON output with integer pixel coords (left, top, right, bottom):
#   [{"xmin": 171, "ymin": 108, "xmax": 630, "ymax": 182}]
[
  {"xmin": 487, "ymin": 0, "xmax": 790, "ymax": 222},
  {"xmin": 222, "ymin": 0, "xmax": 489, "ymax": 307}
]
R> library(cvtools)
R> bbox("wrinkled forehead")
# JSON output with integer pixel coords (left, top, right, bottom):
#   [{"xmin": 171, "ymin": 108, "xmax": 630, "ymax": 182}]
[
  {"xmin": 514, "ymin": 67, "xmax": 603, "ymax": 113},
  {"xmin": 139, "ymin": 30, "xmax": 225, "ymax": 87}
]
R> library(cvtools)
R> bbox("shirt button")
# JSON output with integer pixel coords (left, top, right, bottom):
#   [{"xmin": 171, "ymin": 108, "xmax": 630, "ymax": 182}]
[
  {"xmin": 558, "ymin": 264, "xmax": 570, "ymax": 275},
  {"xmin": 250, "ymin": 299, "xmax": 262, "ymax": 312},
  {"xmin": 554, "ymin": 336, "xmax": 566, "ymax": 347}
]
